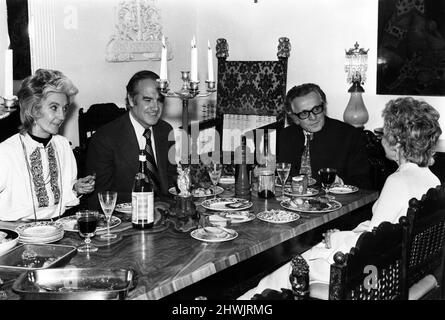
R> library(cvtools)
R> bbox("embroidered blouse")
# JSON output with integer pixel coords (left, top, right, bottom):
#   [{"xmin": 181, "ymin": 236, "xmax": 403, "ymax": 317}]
[{"xmin": 0, "ymin": 133, "xmax": 79, "ymax": 221}]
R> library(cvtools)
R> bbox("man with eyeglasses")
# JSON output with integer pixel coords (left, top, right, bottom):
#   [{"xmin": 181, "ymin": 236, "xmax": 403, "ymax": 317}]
[{"xmin": 277, "ymin": 83, "xmax": 371, "ymax": 189}]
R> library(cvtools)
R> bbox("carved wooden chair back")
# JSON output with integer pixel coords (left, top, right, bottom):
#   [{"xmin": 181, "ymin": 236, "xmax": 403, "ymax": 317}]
[
  {"xmin": 402, "ymin": 184, "xmax": 445, "ymax": 299},
  {"xmin": 215, "ymin": 37, "xmax": 290, "ymax": 120},
  {"xmin": 78, "ymin": 103, "xmax": 126, "ymax": 150},
  {"xmin": 329, "ymin": 221, "xmax": 405, "ymax": 300}
]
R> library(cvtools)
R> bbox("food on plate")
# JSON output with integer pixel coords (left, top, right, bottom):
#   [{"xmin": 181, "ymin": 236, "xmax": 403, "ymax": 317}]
[
  {"xmin": 223, "ymin": 211, "xmax": 251, "ymax": 221},
  {"xmin": 258, "ymin": 210, "xmax": 299, "ymax": 223},
  {"xmin": 225, "ymin": 201, "xmax": 249, "ymax": 209},
  {"xmin": 200, "ymin": 226, "xmax": 227, "ymax": 239},
  {"xmin": 290, "ymin": 197, "xmax": 330, "ymax": 211},
  {"xmin": 192, "ymin": 187, "xmax": 213, "ymax": 197},
  {"xmin": 19, "ymin": 248, "xmax": 57, "ymax": 268}
]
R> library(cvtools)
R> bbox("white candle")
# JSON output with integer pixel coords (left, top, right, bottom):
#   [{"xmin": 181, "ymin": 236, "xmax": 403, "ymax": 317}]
[
  {"xmin": 207, "ymin": 40, "xmax": 214, "ymax": 82},
  {"xmin": 4, "ymin": 49, "xmax": 13, "ymax": 98},
  {"xmin": 190, "ymin": 36, "xmax": 198, "ymax": 82},
  {"xmin": 160, "ymin": 35, "xmax": 168, "ymax": 80}
]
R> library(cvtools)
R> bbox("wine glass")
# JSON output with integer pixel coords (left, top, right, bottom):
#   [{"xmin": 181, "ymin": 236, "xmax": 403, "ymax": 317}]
[
  {"xmin": 98, "ymin": 191, "xmax": 118, "ymax": 240},
  {"xmin": 76, "ymin": 210, "xmax": 99, "ymax": 253},
  {"xmin": 318, "ymin": 168, "xmax": 337, "ymax": 199},
  {"xmin": 276, "ymin": 162, "xmax": 291, "ymax": 201},
  {"xmin": 208, "ymin": 163, "xmax": 223, "ymax": 197}
]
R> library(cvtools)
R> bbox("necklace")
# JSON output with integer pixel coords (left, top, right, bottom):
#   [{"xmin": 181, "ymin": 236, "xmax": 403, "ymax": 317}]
[{"xmin": 19, "ymin": 134, "xmax": 63, "ymax": 221}]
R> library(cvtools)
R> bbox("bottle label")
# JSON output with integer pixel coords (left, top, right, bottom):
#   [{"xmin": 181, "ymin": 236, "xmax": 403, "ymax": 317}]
[
  {"xmin": 131, "ymin": 192, "xmax": 154, "ymax": 224},
  {"xmin": 139, "ymin": 154, "xmax": 146, "ymax": 162}
]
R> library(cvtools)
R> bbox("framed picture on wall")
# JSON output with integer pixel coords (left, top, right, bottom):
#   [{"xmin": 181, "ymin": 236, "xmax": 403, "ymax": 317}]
[{"xmin": 377, "ymin": 0, "xmax": 445, "ymax": 96}]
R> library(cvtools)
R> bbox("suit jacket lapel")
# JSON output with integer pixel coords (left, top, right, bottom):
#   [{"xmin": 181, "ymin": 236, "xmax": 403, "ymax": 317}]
[{"xmin": 119, "ymin": 113, "xmax": 139, "ymax": 170}]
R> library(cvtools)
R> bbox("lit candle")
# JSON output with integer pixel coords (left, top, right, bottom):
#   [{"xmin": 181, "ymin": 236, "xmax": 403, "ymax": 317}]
[
  {"xmin": 207, "ymin": 40, "xmax": 214, "ymax": 82},
  {"xmin": 4, "ymin": 49, "xmax": 13, "ymax": 98},
  {"xmin": 190, "ymin": 36, "xmax": 198, "ymax": 82},
  {"xmin": 160, "ymin": 35, "xmax": 168, "ymax": 80}
]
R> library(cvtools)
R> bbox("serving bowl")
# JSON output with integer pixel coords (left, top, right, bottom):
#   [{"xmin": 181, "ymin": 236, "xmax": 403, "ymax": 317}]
[{"xmin": 0, "ymin": 228, "xmax": 19, "ymax": 256}]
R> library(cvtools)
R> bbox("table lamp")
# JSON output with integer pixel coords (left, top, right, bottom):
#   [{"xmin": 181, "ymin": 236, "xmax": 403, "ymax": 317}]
[{"xmin": 344, "ymin": 42, "xmax": 369, "ymax": 129}]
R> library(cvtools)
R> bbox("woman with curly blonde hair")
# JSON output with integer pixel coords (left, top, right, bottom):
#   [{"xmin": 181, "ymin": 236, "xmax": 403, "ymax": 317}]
[
  {"xmin": 0, "ymin": 69, "xmax": 95, "ymax": 221},
  {"xmin": 239, "ymin": 96, "xmax": 442, "ymax": 299}
]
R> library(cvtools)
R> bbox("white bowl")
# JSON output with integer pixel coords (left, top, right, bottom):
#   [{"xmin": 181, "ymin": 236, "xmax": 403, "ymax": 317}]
[{"xmin": 0, "ymin": 228, "xmax": 19, "ymax": 256}]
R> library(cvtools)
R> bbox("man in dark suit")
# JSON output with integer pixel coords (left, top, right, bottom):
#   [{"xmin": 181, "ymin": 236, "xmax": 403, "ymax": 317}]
[
  {"xmin": 277, "ymin": 83, "xmax": 372, "ymax": 189},
  {"xmin": 86, "ymin": 70, "xmax": 177, "ymax": 209}
]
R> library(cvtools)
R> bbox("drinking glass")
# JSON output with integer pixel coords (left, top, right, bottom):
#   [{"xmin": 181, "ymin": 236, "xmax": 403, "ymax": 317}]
[
  {"xmin": 98, "ymin": 191, "xmax": 118, "ymax": 240},
  {"xmin": 76, "ymin": 210, "xmax": 99, "ymax": 253},
  {"xmin": 318, "ymin": 168, "xmax": 337, "ymax": 199},
  {"xmin": 276, "ymin": 162, "xmax": 291, "ymax": 201},
  {"xmin": 208, "ymin": 163, "xmax": 223, "ymax": 197}
]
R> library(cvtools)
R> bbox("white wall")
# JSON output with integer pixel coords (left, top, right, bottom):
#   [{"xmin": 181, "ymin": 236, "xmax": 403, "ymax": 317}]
[
  {"xmin": 0, "ymin": 0, "xmax": 8, "ymax": 97},
  {"xmin": 20, "ymin": 0, "xmax": 445, "ymax": 148}
]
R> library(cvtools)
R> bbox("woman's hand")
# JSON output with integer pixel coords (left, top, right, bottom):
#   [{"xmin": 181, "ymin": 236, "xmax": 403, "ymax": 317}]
[
  {"xmin": 322, "ymin": 229, "xmax": 340, "ymax": 248},
  {"xmin": 74, "ymin": 174, "xmax": 96, "ymax": 195}
]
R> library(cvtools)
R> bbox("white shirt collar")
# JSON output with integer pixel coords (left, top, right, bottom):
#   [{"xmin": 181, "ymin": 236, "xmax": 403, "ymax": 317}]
[{"xmin": 128, "ymin": 112, "xmax": 157, "ymax": 161}]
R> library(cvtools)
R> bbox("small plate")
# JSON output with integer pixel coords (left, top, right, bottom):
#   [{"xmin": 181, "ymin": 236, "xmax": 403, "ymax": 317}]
[
  {"xmin": 58, "ymin": 215, "xmax": 121, "ymax": 232},
  {"xmin": 16, "ymin": 221, "xmax": 63, "ymax": 237},
  {"xmin": 168, "ymin": 186, "xmax": 224, "ymax": 198},
  {"xmin": 283, "ymin": 187, "xmax": 319, "ymax": 197},
  {"xmin": 210, "ymin": 211, "xmax": 256, "ymax": 224},
  {"xmin": 190, "ymin": 227, "xmax": 238, "ymax": 243},
  {"xmin": 201, "ymin": 198, "xmax": 253, "ymax": 211},
  {"xmin": 281, "ymin": 197, "xmax": 342, "ymax": 213},
  {"xmin": 257, "ymin": 210, "xmax": 300, "ymax": 224},
  {"xmin": 115, "ymin": 203, "xmax": 132, "ymax": 214},
  {"xmin": 329, "ymin": 185, "xmax": 359, "ymax": 194}
]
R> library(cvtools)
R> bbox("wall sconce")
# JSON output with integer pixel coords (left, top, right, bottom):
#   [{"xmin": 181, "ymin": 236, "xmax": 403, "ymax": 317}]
[{"xmin": 343, "ymin": 42, "xmax": 369, "ymax": 129}]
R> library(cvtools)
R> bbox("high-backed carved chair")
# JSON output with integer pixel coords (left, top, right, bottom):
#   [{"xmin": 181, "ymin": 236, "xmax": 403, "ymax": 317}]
[
  {"xmin": 188, "ymin": 38, "xmax": 291, "ymax": 182},
  {"xmin": 74, "ymin": 103, "xmax": 126, "ymax": 176},
  {"xmin": 403, "ymin": 184, "xmax": 445, "ymax": 300},
  {"xmin": 325, "ymin": 221, "xmax": 405, "ymax": 300}
]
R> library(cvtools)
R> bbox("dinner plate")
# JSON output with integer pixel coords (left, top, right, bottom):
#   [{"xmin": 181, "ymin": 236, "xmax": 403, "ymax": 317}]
[
  {"xmin": 219, "ymin": 176, "xmax": 235, "ymax": 184},
  {"xmin": 58, "ymin": 215, "xmax": 122, "ymax": 232},
  {"xmin": 257, "ymin": 210, "xmax": 300, "ymax": 224},
  {"xmin": 168, "ymin": 186, "xmax": 224, "ymax": 198},
  {"xmin": 115, "ymin": 203, "xmax": 132, "ymax": 214},
  {"xmin": 16, "ymin": 221, "xmax": 64, "ymax": 238},
  {"xmin": 19, "ymin": 233, "xmax": 64, "ymax": 244},
  {"xmin": 208, "ymin": 211, "xmax": 256, "ymax": 224},
  {"xmin": 276, "ymin": 177, "xmax": 317, "ymax": 187},
  {"xmin": 201, "ymin": 198, "xmax": 253, "ymax": 211},
  {"xmin": 190, "ymin": 227, "xmax": 238, "ymax": 243},
  {"xmin": 329, "ymin": 185, "xmax": 359, "ymax": 195},
  {"xmin": 280, "ymin": 197, "xmax": 342, "ymax": 213},
  {"xmin": 283, "ymin": 187, "xmax": 319, "ymax": 197}
]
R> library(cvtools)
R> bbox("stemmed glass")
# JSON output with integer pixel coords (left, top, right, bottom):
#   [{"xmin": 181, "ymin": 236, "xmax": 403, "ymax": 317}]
[
  {"xmin": 318, "ymin": 168, "xmax": 337, "ymax": 199},
  {"xmin": 208, "ymin": 163, "xmax": 223, "ymax": 197},
  {"xmin": 76, "ymin": 210, "xmax": 99, "ymax": 253},
  {"xmin": 98, "ymin": 191, "xmax": 118, "ymax": 240},
  {"xmin": 276, "ymin": 162, "xmax": 291, "ymax": 201}
]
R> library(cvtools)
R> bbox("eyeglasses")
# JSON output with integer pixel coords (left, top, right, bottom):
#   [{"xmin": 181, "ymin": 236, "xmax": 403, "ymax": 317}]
[{"xmin": 291, "ymin": 103, "xmax": 324, "ymax": 120}]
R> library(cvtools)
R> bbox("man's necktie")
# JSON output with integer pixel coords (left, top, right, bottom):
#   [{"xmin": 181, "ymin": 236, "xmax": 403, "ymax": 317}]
[
  {"xmin": 143, "ymin": 128, "xmax": 161, "ymax": 194},
  {"xmin": 299, "ymin": 131, "xmax": 313, "ymax": 178}
]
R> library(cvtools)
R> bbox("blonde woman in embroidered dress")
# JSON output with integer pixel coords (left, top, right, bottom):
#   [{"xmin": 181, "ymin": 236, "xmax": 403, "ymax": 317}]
[
  {"xmin": 239, "ymin": 97, "xmax": 442, "ymax": 299},
  {"xmin": 0, "ymin": 69, "xmax": 95, "ymax": 221}
]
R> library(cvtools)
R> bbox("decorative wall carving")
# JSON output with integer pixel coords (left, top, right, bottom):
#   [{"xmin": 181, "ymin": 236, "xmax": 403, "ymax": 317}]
[{"xmin": 106, "ymin": 0, "xmax": 172, "ymax": 63}]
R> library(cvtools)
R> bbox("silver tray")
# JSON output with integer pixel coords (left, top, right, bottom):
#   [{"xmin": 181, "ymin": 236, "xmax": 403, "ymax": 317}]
[
  {"xmin": 12, "ymin": 268, "xmax": 136, "ymax": 300},
  {"xmin": 0, "ymin": 243, "xmax": 77, "ymax": 272}
]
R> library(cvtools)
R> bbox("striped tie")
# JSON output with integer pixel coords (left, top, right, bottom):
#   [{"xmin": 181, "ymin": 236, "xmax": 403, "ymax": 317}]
[{"xmin": 143, "ymin": 128, "xmax": 161, "ymax": 194}]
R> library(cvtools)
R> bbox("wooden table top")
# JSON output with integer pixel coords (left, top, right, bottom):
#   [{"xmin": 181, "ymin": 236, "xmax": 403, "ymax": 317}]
[{"xmin": 0, "ymin": 187, "xmax": 378, "ymax": 300}]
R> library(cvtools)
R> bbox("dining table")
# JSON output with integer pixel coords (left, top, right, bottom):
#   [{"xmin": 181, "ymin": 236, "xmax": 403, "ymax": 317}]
[{"xmin": 0, "ymin": 183, "xmax": 378, "ymax": 300}]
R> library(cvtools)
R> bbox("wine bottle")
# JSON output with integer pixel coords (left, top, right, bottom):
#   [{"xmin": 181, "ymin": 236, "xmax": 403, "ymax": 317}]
[
  {"xmin": 132, "ymin": 150, "xmax": 154, "ymax": 229},
  {"xmin": 235, "ymin": 135, "xmax": 250, "ymax": 197}
]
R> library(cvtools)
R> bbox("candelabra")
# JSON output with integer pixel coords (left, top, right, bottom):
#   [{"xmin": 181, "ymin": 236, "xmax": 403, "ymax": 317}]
[
  {"xmin": 0, "ymin": 96, "xmax": 18, "ymax": 119},
  {"xmin": 157, "ymin": 71, "xmax": 216, "ymax": 221}
]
